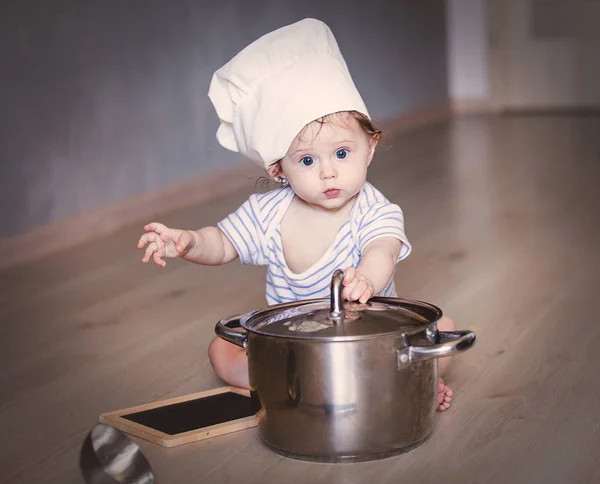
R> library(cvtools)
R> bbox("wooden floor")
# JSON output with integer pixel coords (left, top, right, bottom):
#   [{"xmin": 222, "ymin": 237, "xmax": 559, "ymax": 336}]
[{"xmin": 1, "ymin": 114, "xmax": 599, "ymax": 483}]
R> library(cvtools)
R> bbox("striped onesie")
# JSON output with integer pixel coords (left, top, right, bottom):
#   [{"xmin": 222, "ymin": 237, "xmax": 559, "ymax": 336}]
[{"xmin": 218, "ymin": 182, "xmax": 411, "ymax": 305}]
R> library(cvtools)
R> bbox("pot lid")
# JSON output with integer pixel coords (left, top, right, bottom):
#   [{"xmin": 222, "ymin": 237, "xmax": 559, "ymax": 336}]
[{"xmin": 241, "ymin": 270, "xmax": 442, "ymax": 341}]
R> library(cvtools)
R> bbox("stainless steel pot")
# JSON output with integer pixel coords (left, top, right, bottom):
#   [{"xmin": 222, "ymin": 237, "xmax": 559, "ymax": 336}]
[{"xmin": 215, "ymin": 270, "xmax": 475, "ymax": 462}]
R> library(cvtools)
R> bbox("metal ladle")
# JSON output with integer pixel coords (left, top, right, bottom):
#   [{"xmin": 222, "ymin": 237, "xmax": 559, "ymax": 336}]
[{"xmin": 79, "ymin": 424, "xmax": 155, "ymax": 484}]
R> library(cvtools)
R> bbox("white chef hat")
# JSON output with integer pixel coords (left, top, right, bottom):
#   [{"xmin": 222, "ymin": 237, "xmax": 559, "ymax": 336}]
[{"xmin": 207, "ymin": 18, "xmax": 370, "ymax": 169}]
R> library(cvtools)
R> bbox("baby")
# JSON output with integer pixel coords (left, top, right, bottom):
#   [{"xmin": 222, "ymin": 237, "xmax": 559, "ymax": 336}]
[{"xmin": 137, "ymin": 19, "xmax": 456, "ymax": 411}]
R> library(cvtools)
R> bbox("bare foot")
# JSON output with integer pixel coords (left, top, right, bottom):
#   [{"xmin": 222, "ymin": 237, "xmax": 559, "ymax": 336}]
[{"xmin": 437, "ymin": 377, "xmax": 453, "ymax": 412}]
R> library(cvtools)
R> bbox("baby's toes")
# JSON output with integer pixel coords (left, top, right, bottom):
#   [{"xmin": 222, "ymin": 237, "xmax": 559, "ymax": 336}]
[
  {"xmin": 438, "ymin": 401, "xmax": 451, "ymax": 411},
  {"xmin": 436, "ymin": 390, "xmax": 445, "ymax": 407},
  {"xmin": 436, "ymin": 378, "xmax": 453, "ymax": 412}
]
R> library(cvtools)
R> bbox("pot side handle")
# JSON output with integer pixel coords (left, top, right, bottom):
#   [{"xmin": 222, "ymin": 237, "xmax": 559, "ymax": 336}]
[
  {"xmin": 215, "ymin": 314, "xmax": 248, "ymax": 349},
  {"xmin": 397, "ymin": 330, "xmax": 476, "ymax": 369}
]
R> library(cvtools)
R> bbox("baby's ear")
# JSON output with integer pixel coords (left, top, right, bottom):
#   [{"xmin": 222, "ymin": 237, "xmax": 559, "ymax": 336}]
[
  {"xmin": 267, "ymin": 161, "xmax": 282, "ymax": 178},
  {"xmin": 367, "ymin": 136, "xmax": 379, "ymax": 165}
]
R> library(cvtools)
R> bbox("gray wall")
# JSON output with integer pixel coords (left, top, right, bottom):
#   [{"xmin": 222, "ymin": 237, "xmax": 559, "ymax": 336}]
[{"xmin": 0, "ymin": 0, "xmax": 448, "ymax": 237}]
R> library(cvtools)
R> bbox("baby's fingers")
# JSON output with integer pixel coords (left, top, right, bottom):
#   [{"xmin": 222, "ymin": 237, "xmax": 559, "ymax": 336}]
[
  {"xmin": 358, "ymin": 284, "xmax": 374, "ymax": 304},
  {"xmin": 152, "ymin": 251, "xmax": 167, "ymax": 267},
  {"xmin": 138, "ymin": 231, "xmax": 161, "ymax": 251},
  {"xmin": 348, "ymin": 279, "xmax": 369, "ymax": 302},
  {"xmin": 144, "ymin": 222, "xmax": 167, "ymax": 234},
  {"xmin": 137, "ymin": 232, "xmax": 153, "ymax": 249},
  {"xmin": 142, "ymin": 240, "xmax": 167, "ymax": 266},
  {"xmin": 343, "ymin": 267, "xmax": 357, "ymax": 286},
  {"xmin": 341, "ymin": 278, "xmax": 358, "ymax": 300},
  {"xmin": 141, "ymin": 241, "xmax": 158, "ymax": 263}
]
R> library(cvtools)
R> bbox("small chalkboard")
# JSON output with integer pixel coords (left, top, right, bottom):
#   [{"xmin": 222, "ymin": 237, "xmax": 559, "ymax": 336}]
[{"xmin": 100, "ymin": 387, "xmax": 263, "ymax": 447}]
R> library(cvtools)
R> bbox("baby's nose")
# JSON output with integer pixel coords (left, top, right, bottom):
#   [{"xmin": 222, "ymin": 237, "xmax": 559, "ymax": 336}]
[{"xmin": 320, "ymin": 162, "xmax": 337, "ymax": 179}]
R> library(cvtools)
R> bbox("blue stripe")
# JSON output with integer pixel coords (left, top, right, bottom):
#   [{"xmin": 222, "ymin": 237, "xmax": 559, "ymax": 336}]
[
  {"xmin": 257, "ymin": 190, "xmax": 280, "ymax": 219},
  {"xmin": 367, "ymin": 182, "xmax": 382, "ymax": 202},
  {"xmin": 218, "ymin": 222, "xmax": 247, "ymax": 264},
  {"xmin": 380, "ymin": 282, "xmax": 396, "ymax": 297},
  {"xmin": 248, "ymin": 198, "xmax": 267, "ymax": 236},
  {"xmin": 361, "ymin": 226, "xmax": 404, "ymax": 241},
  {"xmin": 241, "ymin": 204, "xmax": 267, "ymax": 262},
  {"xmin": 359, "ymin": 204, "xmax": 401, "ymax": 226},
  {"xmin": 266, "ymin": 278, "xmax": 295, "ymax": 292},
  {"xmin": 227, "ymin": 216, "xmax": 256, "ymax": 263},
  {"xmin": 359, "ymin": 223, "xmax": 403, "ymax": 247},
  {"xmin": 266, "ymin": 256, "xmax": 281, "ymax": 267},
  {"xmin": 267, "ymin": 274, "xmax": 330, "ymax": 299},
  {"xmin": 239, "ymin": 204, "xmax": 260, "ymax": 234},
  {"xmin": 261, "ymin": 189, "xmax": 289, "ymax": 224},
  {"xmin": 263, "ymin": 205, "xmax": 278, "ymax": 226},
  {"xmin": 265, "ymin": 202, "xmax": 283, "ymax": 226},
  {"xmin": 366, "ymin": 182, "xmax": 384, "ymax": 203},
  {"xmin": 359, "ymin": 192, "xmax": 372, "ymax": 217},
  {"xmin": 361, "ymin": 229, "xmax": 404, "ymax": 248},
  {"xmin": 359, "ymin": 223, "xmax": 404, "ymax": 244},
  {"xmin": 359, "ymin": 214, "xmax": 403, "ymax": 233},
  {"xmin": 361, "ymin": 225, "xmax": 403, "ymax": 239},
  {"xmin": 232, "ymin": 212, "xmax": 259, "ymax": 256},
  {"xmin": 266, "ymin": 280, "xmax": 300, "ymax": 301},
  {"xmin": 289, "ymin": 283, "xmax": 331, "ymax": 298},
  {"xmin": 267, "ymin": 294, "xmax": 297, "ymax": 304},
  {"xmin": 268, "ymin": 244, "xmax": 280, "ymax": 260},
  {"xmin": 267, "ymin": 270, "xmax": 289, "ymax": 281},
  {"xmin": 363, "ymin": 185, "xmax": 372, "ymax": 206},
  {"xmin": 267, "ymin": 294, "xmax": 298, "ymax": 303},
  {"xmin": 332, "ymin": 225, "xmax": 351, "ymax": 252},
  {"xmin": 360, "ymin": 222, "xmax": 404, "ymax": 238},
  {"xmin": 258, "ymin": 189, "xmax": 283, "ymax": 209},
  {"xmin": 266, "ymin": 293, "xmax": 297, "ymax": 303}
]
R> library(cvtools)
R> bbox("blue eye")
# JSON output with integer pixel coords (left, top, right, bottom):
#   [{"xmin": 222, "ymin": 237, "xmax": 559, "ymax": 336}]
[
  {"xmin": 336, "ymin": 149, "xmax": 348, "ymax": 159},
  {"xmin": 300, "ymin": 156, "xmax": 314, "ymax": 166}
]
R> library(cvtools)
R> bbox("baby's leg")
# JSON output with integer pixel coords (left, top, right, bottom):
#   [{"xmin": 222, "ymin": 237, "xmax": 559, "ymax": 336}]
[
  {"xmin": 208, "ymin": 336, "xmax": 249, "ymax": 389},
  {"xmin": 436, "ymin": 315, "xmax": 456, "ymax": 411}
]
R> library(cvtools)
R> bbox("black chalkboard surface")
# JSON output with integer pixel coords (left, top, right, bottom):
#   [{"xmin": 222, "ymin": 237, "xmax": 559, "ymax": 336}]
[
  {"xmin": 99, "ymin": 387, "xmax": 262, "ymax": 447},
  {"xmin": 122, "ymin": 391, "xmax": 260, "ymax": 435}
]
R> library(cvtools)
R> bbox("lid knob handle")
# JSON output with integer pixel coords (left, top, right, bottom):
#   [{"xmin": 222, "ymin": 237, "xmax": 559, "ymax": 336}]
[{"xmin": 328, "ymin": 269, "xmax": 345, "ymax": 323}]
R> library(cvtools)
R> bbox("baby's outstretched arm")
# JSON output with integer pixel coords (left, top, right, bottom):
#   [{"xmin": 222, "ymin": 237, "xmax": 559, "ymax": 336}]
[
  {"xmin": 137, "ymin": 222, "xmax": 238, "ymax": 267},
  {"xmin": 342, "ymin": 237, "xmax": 402, "ymax": 303}
]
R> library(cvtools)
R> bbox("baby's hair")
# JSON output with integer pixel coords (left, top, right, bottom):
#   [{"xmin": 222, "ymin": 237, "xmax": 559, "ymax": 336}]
[
  {"xmin": 261, "ymin": 110, "xmax": 382, "ymax": 186},
  {"xmin": 342, "ymin": 110, "xmax": 382, "ymax": 142},
  {"xmin": 256, "ymin": 175, "xmax": 287, "ymax": 191},
  {"xmin": 299, "ymin": 110, "xmax": 381, "ymax": 143}
]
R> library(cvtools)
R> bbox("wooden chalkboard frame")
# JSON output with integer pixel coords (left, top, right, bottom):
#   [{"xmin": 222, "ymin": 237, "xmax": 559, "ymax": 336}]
[{"xmin": 99, "ymin": 386, "xmax": 263, "ymax": 447}]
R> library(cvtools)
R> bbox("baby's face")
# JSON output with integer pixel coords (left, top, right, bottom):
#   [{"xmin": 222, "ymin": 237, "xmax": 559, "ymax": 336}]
[{"xmin": 276, "ymin": 113, "xmax": 376, "ymax": 212}]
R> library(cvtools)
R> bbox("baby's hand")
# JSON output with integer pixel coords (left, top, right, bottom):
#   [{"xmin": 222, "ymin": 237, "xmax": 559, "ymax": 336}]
[
  {"xmin": 137, "ymin": 222, "xmax": 196, "ymax": 267},
  {"xmin": 341, "ymin": 268, "xmax": 374, "ymax": 303}
]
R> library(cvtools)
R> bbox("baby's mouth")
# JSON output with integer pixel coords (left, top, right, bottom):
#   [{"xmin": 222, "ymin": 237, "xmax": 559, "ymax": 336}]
[{"xmin": 324, "ymin": 188, "xmax": 341, "ymax": 199}]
